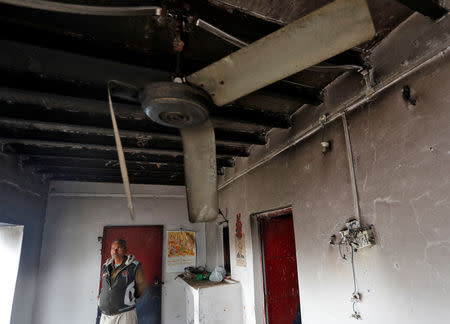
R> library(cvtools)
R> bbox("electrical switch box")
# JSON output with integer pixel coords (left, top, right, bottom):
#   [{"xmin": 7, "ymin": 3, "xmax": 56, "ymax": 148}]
[{"xmin": 339, "ymin": 220, "xmax": 375, "ymax": 250}]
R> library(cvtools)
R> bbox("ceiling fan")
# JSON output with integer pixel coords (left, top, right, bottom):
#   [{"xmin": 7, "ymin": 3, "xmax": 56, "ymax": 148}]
[{"xmin": 2, "ymin": 0, "xmax": 375, "ymax": 223}]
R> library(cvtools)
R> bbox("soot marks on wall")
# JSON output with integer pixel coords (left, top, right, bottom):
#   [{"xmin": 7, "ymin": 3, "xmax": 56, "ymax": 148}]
[
  {"xmin": 214, "ymin": 23, "xmax": 450, "ymax": 323},
  {"xmin": 34, "ymin": 182, "xmax": 206, "ymax": 324},
  {"xmin": 0, "ymin": 154, "xmax": 49, "ymax": 324}
]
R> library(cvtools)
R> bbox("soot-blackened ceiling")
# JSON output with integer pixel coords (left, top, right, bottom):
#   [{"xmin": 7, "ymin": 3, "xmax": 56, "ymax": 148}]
[{"xmin": 0, "ymin": 0, "xmax": 444, "ymax": 185}]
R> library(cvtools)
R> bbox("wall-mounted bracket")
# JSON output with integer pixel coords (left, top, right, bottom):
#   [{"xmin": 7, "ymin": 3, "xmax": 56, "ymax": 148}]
[
  {"xmin": 319, "ymin": 113, "xmax": 329, "ymax": 125},
  {"xmin": 360, "ymin": 68, "xmax": 374, "ymax": 96},
  {"xmin": 319, "ymin": 113, "xmax": 332, "ymax": 154},
  {"xmin": 321, "ymin": 140, "xmax": 331, "ymax": 154}
]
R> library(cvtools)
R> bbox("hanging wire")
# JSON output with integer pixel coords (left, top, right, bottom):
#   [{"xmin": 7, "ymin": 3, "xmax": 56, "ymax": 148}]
[
  {"xmin": 338, "ymin": 238, "xmax": 347, "ymax": 260},
  {"xmin": 320, "ymin": 115, "xmax": 326, "ymax": 142},
  {"xmin": 351, "ymin": 248, "xmax": 358, "ymax": 296},
  {"xmin": 321, "ymin": 122, "xmax": 326, "ymax": 143},
  {"xmin": 172, "ymin": 18, "xmax": 184, "ymax": 78},
  {"xmin": 338, "ymin": 234, "xmax": 361, "ymax": 319},
  {"xmin": 350, "ymin": 247, "xmax": 360, "ymax": 319}
]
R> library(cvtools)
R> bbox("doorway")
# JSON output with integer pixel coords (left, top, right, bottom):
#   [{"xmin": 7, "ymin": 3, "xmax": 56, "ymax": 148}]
[
  {"xmin": 98, "ymin": 225, "xmax": 163, "ymax": 324},
  {"xmin": 259, "ymin": 210, "xmax": 300, "ymax": 324},
  {"xmin": 0, "ymin": 223, "xmax": 24, "ymax": 324},
  {"xmin": 223, "ymin": 225, "xmax": 231, "ymax": 275}
]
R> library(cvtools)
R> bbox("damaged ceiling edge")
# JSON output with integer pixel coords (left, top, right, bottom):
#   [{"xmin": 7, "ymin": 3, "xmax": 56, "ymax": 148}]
[{"xmin": 218, "ymin": 12, "xmax": 450, "ymax": 189}]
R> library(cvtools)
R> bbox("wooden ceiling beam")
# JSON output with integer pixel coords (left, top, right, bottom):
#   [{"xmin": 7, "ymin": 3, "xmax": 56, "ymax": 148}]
[
  {"xmin": 46, "ymin": 174, "xmax": 186, "ymax": 186},
  {"xmin": 395, "ymin": 0, "xmax": 448, "ymax": 20},
  {"xmin": 0, "ymin": 117, "xmax": 250, "ymax": 157},
  {"xmin": 0, "ymin": 139, "xmax": 235, "ymax": 167},
  {"xmin": 0, "ymin": 94, "xmax": 267, "ymax": 145}
]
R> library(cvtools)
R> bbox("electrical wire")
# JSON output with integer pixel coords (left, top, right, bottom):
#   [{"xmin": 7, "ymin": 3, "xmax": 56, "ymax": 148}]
[
  {"xmin": 321, "ymin": 123, "xmax": 325, "ymax": 143},
  {"xmin": 351, "ymin": 248, "xmax": 357, "ymax": 295},
  {"xmin": 350, "ymin": 246, "xmax": 360, "ymax": 318},
  {"xmin": 339, "ymin": 235, "xmax": 360, "ymax": 319},
  {"xmin": 338, "ymin": 238, "xmax": 347, "ymax": 260}
]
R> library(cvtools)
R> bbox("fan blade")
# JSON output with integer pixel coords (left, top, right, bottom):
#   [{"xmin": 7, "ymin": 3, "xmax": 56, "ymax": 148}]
[
  {"xmin": 195, "ymin": 18, "xmax": 364, "ymax": 73},
  {"xmin": 0, "ymin": 0, "xmax": 161, "ymax": 16},
  {"xmin": 107, "ymin": 81, "xmax": 135, "ymax": 221},
  {"xmin": 187, "ymin": 0, "xmax": 375, "ymax": 106},
  {"xmin": 180, "ymin": 120, "xmax": 218, "ymax": 223}
]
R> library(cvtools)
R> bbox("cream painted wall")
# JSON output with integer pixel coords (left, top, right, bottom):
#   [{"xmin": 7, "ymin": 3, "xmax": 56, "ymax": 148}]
[{"xmin": 33, "ymin": 182, "xmax": 206, "ymax": 324}]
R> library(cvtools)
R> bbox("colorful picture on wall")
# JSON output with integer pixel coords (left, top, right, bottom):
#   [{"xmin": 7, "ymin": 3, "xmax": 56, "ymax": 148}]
[
  {"xmin": 166, "ymin": 230, "xmax": 196, "ymax": 273},
  {"xmin": 235, "ymin": 213, "xmax": 247, "ymax": 267}
]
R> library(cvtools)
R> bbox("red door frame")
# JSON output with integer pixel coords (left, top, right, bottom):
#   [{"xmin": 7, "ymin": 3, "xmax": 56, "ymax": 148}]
[{"xmin": 255, "ymin": 207, "xmax": 300, "ymax": 324}]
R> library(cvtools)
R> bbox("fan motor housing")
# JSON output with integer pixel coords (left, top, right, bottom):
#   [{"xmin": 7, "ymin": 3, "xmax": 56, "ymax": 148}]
[{"xmin": 140, "ymin": 82, "xmax": 211, "ymax": 129}]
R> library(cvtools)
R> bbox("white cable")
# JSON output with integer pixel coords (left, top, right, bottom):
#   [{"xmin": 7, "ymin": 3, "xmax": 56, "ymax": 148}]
[{"xmin": 350, "ymin": 248, "xmax": 360, "ymax": 319}]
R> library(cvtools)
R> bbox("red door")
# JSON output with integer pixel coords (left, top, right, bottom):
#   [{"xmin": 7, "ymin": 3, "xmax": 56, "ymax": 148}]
[
  {"xmin": 98, "ymin": 226, "xmax": 163, "ymax": 324},
  {"xmin": 260, "ymin": 214, "xmax": 300, "ymax": 324}
]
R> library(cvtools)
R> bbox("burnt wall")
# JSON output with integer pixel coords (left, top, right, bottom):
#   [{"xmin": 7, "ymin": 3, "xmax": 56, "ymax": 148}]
[
  {"xmin": 215, "ymin": 44, "xmax": 450, "ymax": 323},
  {"xmin": 0, "ymin": 154, "xmax": 48, "ymax": 324}
]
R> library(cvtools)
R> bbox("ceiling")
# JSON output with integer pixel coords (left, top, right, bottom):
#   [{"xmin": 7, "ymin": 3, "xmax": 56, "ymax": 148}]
[{"xmin": 0, "ymin": 0, "xmax": 445, "ymax": 186}]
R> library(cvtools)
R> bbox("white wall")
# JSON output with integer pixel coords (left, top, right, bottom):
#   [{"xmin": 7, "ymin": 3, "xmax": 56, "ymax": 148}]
[
  {"xmin": 33, "ymin": 181, "xmax": 206, "ymax": 324},
  {"xmin": 0, "ymin": 154, "xmax": 48, "ymax": 324},
  {"xmin": 0, "ymin": 224, "xmax": 24, "ymax": 324}
]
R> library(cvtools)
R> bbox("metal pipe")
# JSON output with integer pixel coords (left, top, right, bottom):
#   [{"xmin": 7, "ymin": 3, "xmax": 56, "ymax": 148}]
[
  {"xmin": 306, "ymin": 63, "xmax": 363, "ymax": 72},
  {"xmin": 49, "ymin": 192, "xmax": 185, "ymax": 198},
  {"xmin": 0, "ymin": 0, "xmax": 161, "ymax": 16},
  {"xmin": 196, "ymin": 19, "xmax": 248, "ymax": 48},
  {"xmin": 342, "ymin": 113, "xmax": 361, "ymax": 222},
  {"xmin": 218, "ymin": 47, "xmax": 448, "ymax": 190}
]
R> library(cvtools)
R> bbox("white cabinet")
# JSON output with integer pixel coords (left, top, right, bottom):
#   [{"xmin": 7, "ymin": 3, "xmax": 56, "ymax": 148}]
[{"xmin": 183, "ymin": 279, "xmax": 243, "ymax": 324}]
